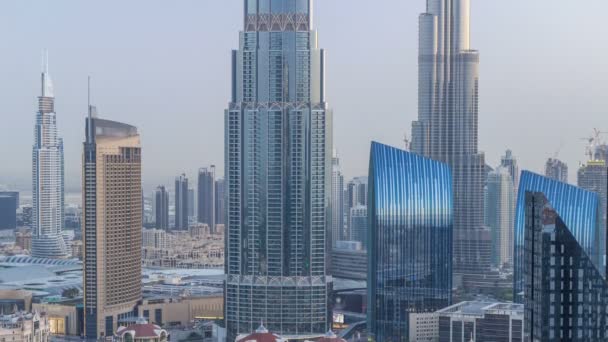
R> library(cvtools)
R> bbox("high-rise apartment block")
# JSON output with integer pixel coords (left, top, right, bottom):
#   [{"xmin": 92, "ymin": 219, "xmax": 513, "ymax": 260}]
[
  {"xmin": 345, "ymin": 176, "xmax": 367, "ymax": 237},
  {"xmin": 577, "ymin": 159, "xmax": 608, "ymax": 265},
  {"xmin": 500, "ymin": 149, "xmax": 519, "ymax": 190},
  {"xmin": 197, "ymin": 166, "xmax": 215, "ymax": 233},
  {"xmin": 224, "ymin": 0, "xmax": 332, "ymax": 338},
  {"xmin": 174, "ymin": 174, "xmax": 189, "ymax": 230},
  {"xmin": 514, "ymin": 171, "xmax": 602, "ymax": 303},
  {"xmin": 524, "ymin": 191, "xmax": 608, "ymax": 341},
  {"xmin": 410, "ymin": 0, "xmax": 489, "ymax": 276},
  {"xmin": 0, "ymin": 192, "xmax": 19, "ymax": 230},
  {"xmin": 31, "ymin": 57, "xmax": 68, "ymax": 259},
  {"xmin": 214, "ymin": 178, "xmax": 225, "ymax": 226},
  {"xmin": 155, "ymin": 186, "xmax": 169, "ymax": 231},
  {"xmin": 331, "ymin": 152, "xmax": 345, "ymax": 246},
  {"xmin": 544, "ymin": 158, "xmax": 568, "ymax": 183},
  {"xmin": 368, "ymin": 142, "xmax": 452, "ymax": 341},
  {"xmin": 484, "ymin": 167, "xmax": 515, "ymax": 268},
  {"xmin": 349, "ymin": 205, "xmax": 367, "ymax": 250},
  {"xmin": 83, "ymin": 110, "xmax": 142, "ymax": 338}
]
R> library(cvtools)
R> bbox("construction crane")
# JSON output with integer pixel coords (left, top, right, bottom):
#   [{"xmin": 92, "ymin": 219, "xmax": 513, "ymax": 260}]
[{"xmin": 581, "ymin": 128, "xmax": 608, "ymax": 161}]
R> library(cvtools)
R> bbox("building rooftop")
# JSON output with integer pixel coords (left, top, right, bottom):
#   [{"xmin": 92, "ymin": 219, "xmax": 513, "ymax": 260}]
[{"xmin": 437, "ymin": 301, "xmax": 523, "ymax": 317}]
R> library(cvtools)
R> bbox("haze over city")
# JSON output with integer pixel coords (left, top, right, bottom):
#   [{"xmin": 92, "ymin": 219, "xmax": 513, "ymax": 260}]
[{"xmin": 1, "ymin": 0, "xmax": 606, "ymax": 191}]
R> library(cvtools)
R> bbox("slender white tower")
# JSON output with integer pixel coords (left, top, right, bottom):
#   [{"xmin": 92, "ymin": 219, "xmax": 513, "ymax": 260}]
[{"xmin": 32, "ymin": 53, "xmax": 69, "ymax": 259}]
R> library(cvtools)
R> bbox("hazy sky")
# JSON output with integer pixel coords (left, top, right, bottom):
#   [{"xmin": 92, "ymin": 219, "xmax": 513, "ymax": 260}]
[{"xmin": 1, "ymin": 0, "xmax": 607, "ymax": 193}]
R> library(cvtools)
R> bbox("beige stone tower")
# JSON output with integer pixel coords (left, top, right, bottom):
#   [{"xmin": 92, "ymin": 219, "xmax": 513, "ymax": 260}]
[{"xmin": 83, "ymin": 111, "xmax": 142, "ymax": 338}]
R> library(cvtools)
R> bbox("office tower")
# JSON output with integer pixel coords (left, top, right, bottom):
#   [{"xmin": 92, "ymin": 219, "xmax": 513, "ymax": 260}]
[
  {"xmin": 214, "ymin": 178, "xmax": 225, "ymax": 226},
  {"xmin": 174, "ymin": 174, "xmax": 189, "ymax": 230},
  {"xmin": 484, "ymin": 167, "xmax": 515, "ymax": 268},
  {"xmin": 577, "ymin": 160, "xmax": 608, "ymax": 267},
  {"xmin": 349, "ymin": 205, "xmax": 367, "ymax": 250},
  {"xmin": 188, "ymin": 188, "xmax": 195, "ymax": 219},
  {"xmin": 524, "ymin": 192, "xmax": 608, "ymax": 341},
  {"xmin": 544, "ymin": 158, "xmax": 568, "ymax": 183},
  {"xmin": 82, "ymin": 107, "xmax": 142, "ymax": 338},
  {"xmin": 368, "ymin": 142, "xmax": 452, "ymax": 341},
  {"xmin": 20, "ymin": 206, "xmax": 33, "ymax": 228},
  {"xmin": 224, "ymin": 0, "xmax": 332, "ymax": 338},
  {"xmin": 31, "ymin": 57, "xmax": 68, "ymax": 259},
  {"xmin": 514, "ymin": 171, "xmax": 601, "ymax": 303},
  {"xmin": 0, "ymin": 192, "xmax": 19, "ymax": 230},
  {"xmin": 155, "ymin": 186, "xmax": 169, "ymax": 231},
  {"xmin": 500, "ymin": 149, "xmax": 519, "ymax": 190},
  {"xmin": 197, "ymin": 166, "xmax": 215, "ymax": 233},
  {"xmin": 345, "ymin": 176, "xmax": 367, "ymax": 237},
  {"xmin": 331, "ymin": 151, "xmax": 345, "ymax": 246},
  {"xmin": 410, "ymin": 0, "xmax": 488, "ymax": 276}
]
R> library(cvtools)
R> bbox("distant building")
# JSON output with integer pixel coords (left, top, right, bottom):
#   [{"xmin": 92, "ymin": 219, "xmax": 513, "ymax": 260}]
[
  {"xmin": 31, "ymin": 57, "xmax": 68, "ymax": 259},
  {"xmin": 331, "ymin": 244, "xmax": 367, "ymax": 280},
  {"xmin": 197, "ymin": 166, "xmax": 215, "ymax": 233},
  {"xmin": 154, "ymin": 186, "xmax": 169, "ymax": 231},
  {"xmin": 83, "ymin": 112, "xmax": 142, "ymax": 338},
  {"xmin": 436, "ymin": 301, "xmax": 523, "ymax": 342},
  {"xmin": 331, "ymin": 152, "xmax": 345, "ymax": 247},
  {"xmin": 577, "ymin": 159, "xmax": 608, "ymax": 263},
  {"xmin": 349, "ymin": 205, "xmax": 367, "ymax": 250},
  {"xmin": 544, "ymin": 158, "xmax": 568, "ymax": 183},
  {"xmin": 142, "ymin": 229, "xmax": 171, "ymax": 250},
  {"xmin": 500, "ymin": 149, "xmax": 520, "ymax": 190},
  {"xmin": 368, "ymin": 142, "xmax": 452, "ymax": 341},
  {"xmin": 484, "ymin": 167, "xmax": 515, "ymax": 267},
  {"xmin": 345, "ymin": 177, "xmax": 367, "ymax": 237},
  {"xmin": 524, "ymin": 191, "xmax": 608, "ymax": 341},
  {"xmin": 174, "ymin": 174, "xmax": 189, "ymax": 230},
  {"xmin": 15, "ymin": 228, "xmax": 32, "ymax": 252},
  {"xmin": 215, "ymin": 178, "xmax": 225, "ymax": 226},
  {"xmin": 187, "ymin": 188, "xmax": 195, "ymax": 219},
  {"xmin": 0, "ymin": 192, "xmax": 19, "ymax": 230},
  {"xmin": 514, "ymin": 171, "xmax": 602, "ymax": 302},
  {"xmin": 18, "ymin": 206, "xmax": 33, "ymax": 228},
  {"xmin": 408, "ymin": 312, "xmax": 438, "ymax": 342}
]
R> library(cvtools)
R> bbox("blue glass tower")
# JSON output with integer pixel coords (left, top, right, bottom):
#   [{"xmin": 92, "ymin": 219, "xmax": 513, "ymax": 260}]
[
  {"xmin": 224, "ymin": 0, "xmax": 332, "ymax": 339},
  {"xmin": 514, "ymin": 171, "xmax": 601, "ymax": 302},
  {"xmin": 368, "ymin": 142, "xmax": 452, "ymax": 342}
]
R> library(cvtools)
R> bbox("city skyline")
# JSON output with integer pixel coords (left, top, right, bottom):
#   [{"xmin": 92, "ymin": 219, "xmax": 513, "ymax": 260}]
[{"xmin": 1, "ymin": 0, "xmax": 607, "ymax": 190}]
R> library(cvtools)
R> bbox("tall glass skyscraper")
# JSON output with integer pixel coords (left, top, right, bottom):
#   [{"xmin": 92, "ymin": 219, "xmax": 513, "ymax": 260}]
[
  {"xmin": 331, "ymin": 151, "xmax": 345, "ymax": 246},
  {"xmin": 524, "ymin": 192, "xmax": 608, "ymax": 341},
  {"xmin": 197, "ymin": 166, "xmax": 216, "ymax": 232},
  {"xmin": 410, "ymin": 0, "xmax": 488, "ymax": 276},
  {"xmin": 368, "ymin": 142, "xmax": 452, "ymax": 342},
  {"xmin": 224, "ymin": 0, "xmax": 332, "ymax": 339},
  {"xmin": 514, "ymin": 171, "xmax": 601, "ymax": 302},
  {"xmin": 32, "ymin": 56, "xmax": 69, "ymax": 259}
]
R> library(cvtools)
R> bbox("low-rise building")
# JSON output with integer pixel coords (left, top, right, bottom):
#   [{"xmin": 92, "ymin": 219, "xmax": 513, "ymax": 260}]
[
  {"xmin": 137, "ymin": 296, "xmax": 223, "ymax": 328},
  {"xmin": 0, "ymin": 312, "xmax": 50, "ymax": 342},
  {"xmin": 115, "ymin": 318, "xmax": 168, "ymax": 342},
  {"xmin": 408, "ymin": 312, "xmax": 439, "ymax": 342},
  {"xmin": 437, "ymin": 301, "xmax": 523, "ymax": 342}
]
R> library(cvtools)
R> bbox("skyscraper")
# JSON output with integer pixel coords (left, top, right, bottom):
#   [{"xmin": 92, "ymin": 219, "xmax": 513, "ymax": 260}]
[
  {"xmin": 331, "ymin": 151, "xmax": 345, "ymax": 246},
  {"xmin": 345, "ymin": 176, "xmax": 367, "ymax": 238},
  {"xmin": 544, "ymin": 158, "xmax": 568, "ymax": 183},
  {"xmin": 0, "ymin": 192, "xmax": 19, "ymax": 230},
  {"xmin": 514, "ymin": 171, "xmax": 601, "ymax": 302},
  {"xmin": 368, "ymin": 142, "xmax": 452, "ymax": 342},
  {"xmin": 155, "ymin": 186, "xmax": 169, "ymax": 231},
  {"xmin": 188, "ymin": 188, "xmax": 195, "ymax": 219},
  {"xmin": 31, "ymin": 56, "xmax": 68, "ymax": 259},
  {"xmin": 410, "ymin": 0, "xmax": 489, "ymax": 276},
  {"xmin": 214, "ymin": 178, "xmax": 225, "ymax": 226},
  {"xmin": 577, "ymin": 160, "xmax": 608, "ymax": 266},
  {"xmin": 484, "ymin": 167, "xmax": 515, "ymax": 268},
  {"xmin": 349, "ymin": 205, "xmax": 367, "ymax": 250},
  {"xmin": 174, "ymin": 174, "xmax": 189, "ymax": 230},
  {"xmin": 524, "ymin": 192, "xmax": 608, "ymax": 341},
  {"xmin": 197, "ymin": 166, "xmax": 215, "ymax": 233},
  {"xmin": 500, "ymin": 149, "xmax": 519, "ymax": 190},
  {"xmin": 224, "ymin": 0, "xmax": 332, "ymax": 338},
  {"xmin": 83, "ymin": 106, "xmax": 142, "ymax": 338}
]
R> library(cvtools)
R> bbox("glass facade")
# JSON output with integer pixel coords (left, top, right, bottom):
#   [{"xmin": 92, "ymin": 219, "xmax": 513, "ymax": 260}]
[
  {"xmin": 524, "ymin": 192, "xmax": 608, "ymax": 341},
  {"xmin": 514, "ymin": 171, "xmax": 601, "ymax": 302},
  {"xmin": 225, "ymin": 0, "xmax": 331, "ymax": 339},
  {"xmin": 368, "ymin": 142, "xmax": 452, "ymax": 342}
]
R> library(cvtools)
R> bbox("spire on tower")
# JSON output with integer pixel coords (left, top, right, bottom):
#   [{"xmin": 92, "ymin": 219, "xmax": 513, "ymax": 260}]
[{"xmin": 41, "ymin": 49, "xmax": 54, "ymax": 98}]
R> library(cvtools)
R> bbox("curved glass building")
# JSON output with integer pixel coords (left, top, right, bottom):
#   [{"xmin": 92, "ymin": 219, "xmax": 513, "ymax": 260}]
[
  {"xmin": 368, "ymin": 142, "xmax": 452, "ymax": 342},
  {"xmin": 224, "ymin": 0, "xmax": 332, "ymax": 339},
  {"xmin": 514, "ymin": 171, "xmax": 601, "ymax": 302}
]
